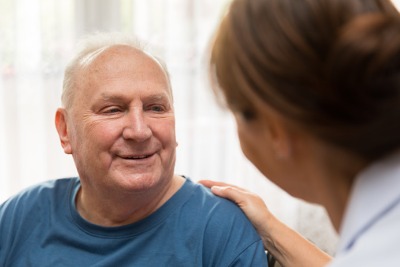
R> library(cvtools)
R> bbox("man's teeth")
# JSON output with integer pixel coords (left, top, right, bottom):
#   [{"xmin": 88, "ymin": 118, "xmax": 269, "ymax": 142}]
[{"xmin": 127, "ymin": 155, "xmax": 148, "ymax": 159}]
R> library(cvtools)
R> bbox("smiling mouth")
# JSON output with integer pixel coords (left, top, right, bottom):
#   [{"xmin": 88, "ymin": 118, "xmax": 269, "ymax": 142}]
[{"xmin": 121, "ymin": 154, "xmax": 153, "ymax": 160}]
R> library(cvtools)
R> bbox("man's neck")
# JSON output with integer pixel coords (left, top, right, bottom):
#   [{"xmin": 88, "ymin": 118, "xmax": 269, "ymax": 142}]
[{"xmin": 75, "ymin": 175, "xmax": 186, "ymax": 226}]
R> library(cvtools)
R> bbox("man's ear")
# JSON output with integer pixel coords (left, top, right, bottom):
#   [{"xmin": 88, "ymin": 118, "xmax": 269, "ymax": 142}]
[{"xmin": 55, "ymin": 108, "xmax": 73, "ymax": 154}]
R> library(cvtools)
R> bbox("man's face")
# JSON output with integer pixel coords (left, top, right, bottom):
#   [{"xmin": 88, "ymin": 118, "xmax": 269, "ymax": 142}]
[{"xmin": 59, "ymin": 45, "xmax": 177, "ymax": 194}]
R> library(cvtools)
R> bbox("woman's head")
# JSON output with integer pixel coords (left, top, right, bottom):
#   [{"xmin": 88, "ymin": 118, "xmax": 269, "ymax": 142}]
[{"xmin": 210, "ymin": 0, "xmax": 400, "ymax": 163}]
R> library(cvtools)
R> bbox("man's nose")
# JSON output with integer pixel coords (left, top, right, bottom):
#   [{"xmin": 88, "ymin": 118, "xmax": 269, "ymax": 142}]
[{"xmin": 122, "ymin": 109, "xmax": 152, "ymax": 141}]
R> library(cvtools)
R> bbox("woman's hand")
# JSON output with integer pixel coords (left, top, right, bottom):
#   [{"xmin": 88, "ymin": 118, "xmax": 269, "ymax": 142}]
[{"xmin": 199, "ymin": 180, "xmax": 332, "ymax": 267}]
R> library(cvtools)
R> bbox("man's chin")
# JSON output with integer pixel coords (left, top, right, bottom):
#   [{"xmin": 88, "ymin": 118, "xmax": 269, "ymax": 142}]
[{"xmin": 115, "ymin": 174, "xmax": 162, "ymax": 191}]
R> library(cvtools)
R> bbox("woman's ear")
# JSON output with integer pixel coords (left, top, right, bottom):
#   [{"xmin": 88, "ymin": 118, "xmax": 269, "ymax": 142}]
[
  {"xmin": 263, "ymin": 109, "xmax": 294, "ymax": 160},
  {"xmin": 55, "ymin": 108, "xmax": 73, "ymax": 154}
]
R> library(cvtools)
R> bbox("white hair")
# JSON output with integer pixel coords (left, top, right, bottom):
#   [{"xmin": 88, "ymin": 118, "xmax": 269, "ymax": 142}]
[{"xmin": 61, "ymin": 32, "xmax": 171, "ymax": 109}]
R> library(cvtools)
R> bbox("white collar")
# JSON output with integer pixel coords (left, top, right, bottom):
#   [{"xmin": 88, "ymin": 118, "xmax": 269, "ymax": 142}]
[{"xmin": 336, "ymin": 150, "xmax": 400, "ymax": 254}]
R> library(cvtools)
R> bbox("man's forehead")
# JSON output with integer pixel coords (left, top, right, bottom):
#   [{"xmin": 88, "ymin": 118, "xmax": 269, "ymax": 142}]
[
  {"xmin": 74, "ymin": 44, "xmax": 173, "ymax": 100},
  {"xmin": 79, "ymin": 45, "xmax": 144, "ymax": 68}
]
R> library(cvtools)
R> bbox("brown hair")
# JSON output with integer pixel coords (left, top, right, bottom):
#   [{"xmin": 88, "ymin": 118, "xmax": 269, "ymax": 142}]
[{"xmin": 210, "ymin": 0, "xmax": 400, "ymax": 161}]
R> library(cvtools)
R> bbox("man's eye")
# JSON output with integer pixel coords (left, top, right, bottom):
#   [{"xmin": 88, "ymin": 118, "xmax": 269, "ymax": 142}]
[
  {"xmin": 103, "ymin": 107, "xmax": 122, "ymax": 113},
  {"xmin": 148, "ymin": 105, "xmax": 165, "ymax": 112}
]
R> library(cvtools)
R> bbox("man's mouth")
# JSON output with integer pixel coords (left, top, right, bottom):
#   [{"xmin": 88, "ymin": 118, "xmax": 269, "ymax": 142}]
[{"xmin": 120, "ymin": 154, "xmax": 153, "ymax": 160}]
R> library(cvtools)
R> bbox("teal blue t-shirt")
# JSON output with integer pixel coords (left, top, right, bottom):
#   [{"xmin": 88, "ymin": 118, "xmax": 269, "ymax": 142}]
[{"xmin": 0, "ymin": 177, "xmax": 268, "ymax": 266}]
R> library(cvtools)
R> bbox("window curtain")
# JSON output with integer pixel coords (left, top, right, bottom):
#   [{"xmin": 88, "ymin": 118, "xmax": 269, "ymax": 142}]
[{"xmin": 0, "ymin": 0, "xmax": 339, "ymax": 254}]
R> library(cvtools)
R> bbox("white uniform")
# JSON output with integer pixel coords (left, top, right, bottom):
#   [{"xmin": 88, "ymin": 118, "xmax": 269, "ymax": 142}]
[{"xmin": 328, "ymin": 151, "xmax": 400, "ymax": 266}]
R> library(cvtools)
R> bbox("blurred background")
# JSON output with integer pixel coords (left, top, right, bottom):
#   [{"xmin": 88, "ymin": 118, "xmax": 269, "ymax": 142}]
[{"xmin": 5, "ymin": 0, "xmax": 397, "ymax": 255}]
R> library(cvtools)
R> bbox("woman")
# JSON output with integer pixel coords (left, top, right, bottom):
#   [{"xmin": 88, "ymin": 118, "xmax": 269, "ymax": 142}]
[{"xmin": 201, "ymin": 0, "xmax": 400, "ymax": 266}]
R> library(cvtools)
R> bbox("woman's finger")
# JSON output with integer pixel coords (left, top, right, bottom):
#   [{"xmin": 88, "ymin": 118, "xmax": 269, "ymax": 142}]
[{"xmin": 198, "ymin": 179, "xmax": 246, "ymax": 191}]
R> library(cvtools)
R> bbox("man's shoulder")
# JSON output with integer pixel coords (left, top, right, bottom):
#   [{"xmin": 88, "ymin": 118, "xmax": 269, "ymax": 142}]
[
  {"xmin": 0, "ymin": 177, "xmax": 77, "ymax": 212},
  {"xmin": 181, "ymin": 178, "xmax": 265, "ymax": 265},
  {"xmin": 185, "ymin": 178, "xmax": 243, "ymax": 210},
  {"xmin": 183, "ymin": 178, "xmax": 255, "ymax": 227}
]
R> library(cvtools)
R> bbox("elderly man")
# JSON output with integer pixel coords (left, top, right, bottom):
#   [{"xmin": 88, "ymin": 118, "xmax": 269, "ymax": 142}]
[{"xmin": 0, "ymin": 34, "xmax": 268, "ymax": 266}]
